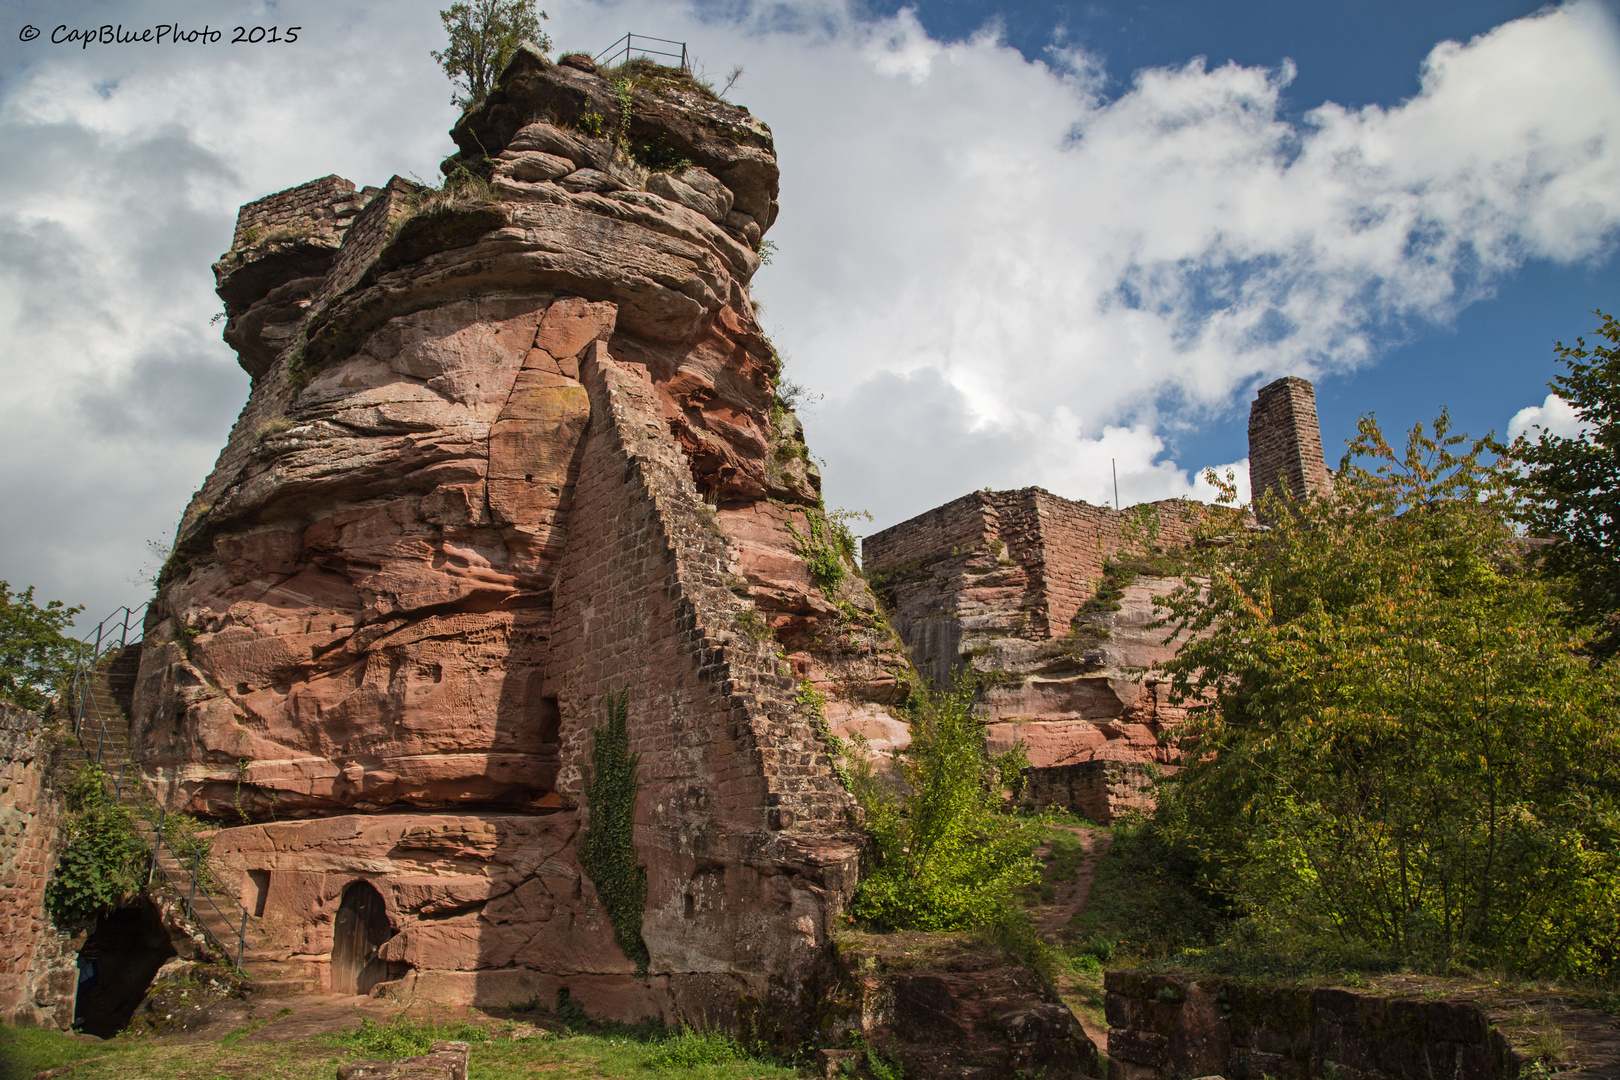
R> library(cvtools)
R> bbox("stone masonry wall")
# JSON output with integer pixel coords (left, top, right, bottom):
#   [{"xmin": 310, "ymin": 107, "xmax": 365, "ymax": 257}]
[
  {"xmin": 230, "ymin": 174, "xmax": 367, "ymax": 249},
  {"xmin": 863, "ymin": 490, "xmax": 1203, "ymax": 821},
  {"xmin": 1247, "ymin": 376, "xmax": 1333, "ymax": 512},
  {"xmin": 1105, "ymin": 971, "xmax": 1523, "ymax": 1080},
  {"xmin": 0, "ymin": 703, "xmax": 78, "ymax": 1029}
]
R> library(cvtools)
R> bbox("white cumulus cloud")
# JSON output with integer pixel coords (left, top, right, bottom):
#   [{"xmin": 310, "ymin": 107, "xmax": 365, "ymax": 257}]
[{"xmin": 1, "ymin": 0, "xmax": 1618, "ymax": 624}]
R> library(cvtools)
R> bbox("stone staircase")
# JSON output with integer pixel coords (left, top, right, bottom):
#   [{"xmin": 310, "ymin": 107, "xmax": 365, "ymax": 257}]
[{"xmin": 62, "ymin": 627, "xmax": 315, "ymax": 995}]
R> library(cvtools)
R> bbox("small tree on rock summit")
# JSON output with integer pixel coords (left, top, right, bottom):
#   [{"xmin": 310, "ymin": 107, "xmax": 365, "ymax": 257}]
[{"xmin": 432, "ymin": 0, "xmax": 550, "ymax": 111}]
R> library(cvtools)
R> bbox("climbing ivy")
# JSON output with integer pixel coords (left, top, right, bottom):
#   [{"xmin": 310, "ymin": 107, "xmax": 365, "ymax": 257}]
[
  {"xmin": 581, "ymin": 689, "xmax": 650, "ymax": 976},
  {"xmin": 785, "ymin": 508, "xmax": 850, "ymax": 596},
  {"xmin": 45, "ymin": 764, "xmax": 148, "ymax": 924}
]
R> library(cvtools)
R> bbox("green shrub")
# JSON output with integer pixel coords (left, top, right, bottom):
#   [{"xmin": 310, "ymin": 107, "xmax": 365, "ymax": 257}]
[
  {"xmin": 45, "ymin": 764, "xmax": 149, "ymax": 924},
  {"xmin": 581, "ymin": 689, "xmax": 650, "ymax": 975},
  {"xmin": 1157, "ymin": 412, "xmax": 1620, "ymax": 980},
  {"xmin": 850, "ymin": 679, "xmax": 1046, "ymax": 931},
  {"xmin": 645, "ymin": 1027, "xmax": 742, "ymax": 1067},
  {"xmin": 335, "ymin": 1015, "xmax": 489, "ymax": 1058}
]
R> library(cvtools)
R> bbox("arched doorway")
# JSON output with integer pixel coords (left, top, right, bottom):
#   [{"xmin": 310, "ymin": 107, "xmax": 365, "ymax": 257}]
[
  {"xmin": 331, "ymin": 880, "xmax": 394, "ymax": 996},
  {"xmin": 73, "ymin": 898, "xmax": 177, "ymax": 1037}
]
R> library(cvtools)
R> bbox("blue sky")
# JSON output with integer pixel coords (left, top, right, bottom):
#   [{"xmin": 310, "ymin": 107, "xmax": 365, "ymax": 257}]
[
  {"xmin": 874, "ymin": 0, "xmax": 1620, "ymax": 477},
  {"xmin": 1, "ymin": 0, "xmax": 1617, "ymax": 626}
]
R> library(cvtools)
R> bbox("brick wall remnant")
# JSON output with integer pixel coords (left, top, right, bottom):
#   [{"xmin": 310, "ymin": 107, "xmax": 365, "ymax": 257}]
[
  {"xmin": 863, "ymin": 488, "xmax": 1203, "ymax": 822},
  {"xmin": 1247, "ymin": 375, "xmax": 1333, "ymax": 514},
  {"xmin": 0, "ymin": 703, "xmax": 78, "ymax": 1028},
  {"xmin": 1103, "ymin": 971, "xmax": 1589, "ymax": 1080}
]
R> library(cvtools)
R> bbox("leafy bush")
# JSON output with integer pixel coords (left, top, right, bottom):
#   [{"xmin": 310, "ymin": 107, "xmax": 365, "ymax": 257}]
[
  {"xmin": 0, "ymin": 581, "xmax": 82, "ymax": 713},
  {"xmin": 581, "ymin": 689, "xmax": 650, "ymax": 975},
  {"xmin": 850, "ymin": 679, "xmax": 1046, "ymax": 931},
  {"xmin": 645, "ymin": 1027, "xmax": 742, "ymax": 1068},
  {"xmin": 335, "ymin": 1015, "xmax": 489, "ymax": 1058},
  {"xmin": 1155, "ymin": 412, "xmax": 1620, "ymax": 980},
  {"xmin": 45, "ymin": 765, "xmax": 148, "ymax": 923}
]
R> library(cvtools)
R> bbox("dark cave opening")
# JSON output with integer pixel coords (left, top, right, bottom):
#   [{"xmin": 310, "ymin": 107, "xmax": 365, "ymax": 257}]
[{"xmin": 73, "ymin": 898, "xmax": 177, "ymax": 1037}]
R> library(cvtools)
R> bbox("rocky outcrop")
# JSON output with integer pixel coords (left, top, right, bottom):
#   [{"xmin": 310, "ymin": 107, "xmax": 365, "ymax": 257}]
[
  {"xmin": 132, "ymin": 47, "xmax": 907, "ymax": 1028},
  {"xmin": 863, "ymin": 489, "xmax": 1202, "ymax": 821},
  {"xmin": 338, "ymin": 1039, "xmax": 469, "ymax": 1080},
  {"xmin": 1103, "ymin": 971, "xmax": 1620, "ymax": 1080},
  {"xmin": 802, "ymin": 932, "xmax": 1102, "ymax": 1080}
]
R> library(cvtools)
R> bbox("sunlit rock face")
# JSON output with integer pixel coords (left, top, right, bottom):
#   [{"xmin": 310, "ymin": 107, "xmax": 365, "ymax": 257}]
[{"xmin": 132, "ymin": 46, "xmax": 907, "ymax": 1026}]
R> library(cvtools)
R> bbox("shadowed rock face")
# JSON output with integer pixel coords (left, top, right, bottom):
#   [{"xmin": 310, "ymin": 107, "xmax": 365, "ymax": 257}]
[{"xmin": 132, "ymin": 47, "xmax": 907, "ymax": 1023}]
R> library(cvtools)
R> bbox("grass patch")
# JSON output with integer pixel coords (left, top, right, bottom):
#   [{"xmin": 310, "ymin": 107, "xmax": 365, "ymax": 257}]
[
  {"xmin": 1065, "ymin": 818, "xmax": 1230, "ymax": 963},
  {"xmin": 644, "ymin": 1027, "xmax": 742, "ymax": 1068},
  {"xmin": 0, "ymin": 1026, "xmax": 107, "ymax": 1080},
  {"xmin": 0, "ymin": 1016, "xmax": 804, "ymax": 1080},
  {"xmin": 0, "ymin": 1026, "xmax": 351, "ymax": 1080},
  {"xmin": 332, "ymin": 1014, "xmax": 492, "ymax": 1058}
]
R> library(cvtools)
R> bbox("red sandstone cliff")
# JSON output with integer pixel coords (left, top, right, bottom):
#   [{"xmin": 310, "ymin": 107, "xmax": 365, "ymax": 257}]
[{"xmin": 131, "ymin": 47, "xmax": 906, "ymax": 1025}]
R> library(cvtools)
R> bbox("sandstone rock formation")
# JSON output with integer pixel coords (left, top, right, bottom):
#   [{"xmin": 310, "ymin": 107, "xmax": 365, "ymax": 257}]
[
  {"xmin": 132, "ymin": 47, "xmax": 906, "ymax": 1028},
  {"xmin": 862, "ymin": 488, "xmax": 1205, "ymax": 822},
  {"xmin": 865, "ymin": 380, "xmax": 1334, "ymax": 823}
]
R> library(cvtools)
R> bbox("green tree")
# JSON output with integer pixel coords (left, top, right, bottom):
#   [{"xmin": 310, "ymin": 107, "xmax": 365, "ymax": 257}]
[
  {"xmin": 1509, "ymin": 310, "xmax": 1620, "ymax": 662},
  {"xmin": 431, "ymin": 0, "xmax": 550, "ymax": 111},
  {"xmin": 850, "ymin": 679, "xmax": 1045, "ymax": 932},
  {"xmin": 1156, "ymin": 414, "xmax": 1620, "ymax": 979},
  {"xmin": 0, "ymin": 581, "xmax": 82, "ymax": 713}
]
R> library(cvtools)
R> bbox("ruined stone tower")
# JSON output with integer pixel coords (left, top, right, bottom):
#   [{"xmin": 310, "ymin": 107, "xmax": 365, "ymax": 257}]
[
  {"xmin": 131, "ymin": 46, "xmax": 906, "ymax": 1029},
  {"xmin": 1246, "ymin": 375, "xmax": 1333, "ymax": 511}
]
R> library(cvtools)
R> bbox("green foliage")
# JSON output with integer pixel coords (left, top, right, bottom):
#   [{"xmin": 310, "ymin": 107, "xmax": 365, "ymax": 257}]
[
  {"xmin": 786, "ymin": 508, "xmax": 858, "ymax": 596},
  {"xmin": 1155, "ymin": 411, "xmax": 1620, "ymax": 980},
  {"xmin": 644, "ymin": 1027, "xmax": 742, "ymax": 1068},
  {"xmin": 581, "ymin": 689, "xmax": 650, "ymax": 975},
  {"xmin": 1065, "ymin": 818, "xmax": 1231, "ymax": 962},
  {"xmin": 336, "ymin": 1015, "xmax": 490, "ymax": 1058},
  {"xmin": 631, "ymin": 137, "xmax": 692, "ymax": 173},
  {"xmin": 1508, "ymin": 309, "xmax": 1620, "ymax": 662},
  {"xmin": 757, "ymin": 239, "xmax": 778, "ymax": 265},
  {"xmin": 0, "ymin": 580, "xmax": 82, "ymax": 713},
  {"xmin": 0, "ymin": 1025, "xmax": 107, "ymax": 1080},
  {"xmin": 46, "ymin": 764, "xmax": 149, "ymax": 924},
  {"xmin": 797, "ymin": 678, "xmax": 854, "ymax": 789},
  {"xmin": 431, "ymin": 0, "xmax": 550, "ymax": 110},
  {"xmin": 849, "ymin": 679, "xmax": 1047, "ymax": 931}
]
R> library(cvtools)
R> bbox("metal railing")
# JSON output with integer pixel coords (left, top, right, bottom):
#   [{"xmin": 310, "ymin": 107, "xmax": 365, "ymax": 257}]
[
  {"xmin": 64, "ymin": 601, "xmax": 253, "ymax": 975},
  {"xmin": 142, "ymin": 803, "xmax": 251, "ymax": 972},
  {"xmin": 69, "ymin": 602, "xmax": 146, "ymax": 765},
  {"xmin": 595, "ymin": 33, "xmax": 688, "ymax": 72}
]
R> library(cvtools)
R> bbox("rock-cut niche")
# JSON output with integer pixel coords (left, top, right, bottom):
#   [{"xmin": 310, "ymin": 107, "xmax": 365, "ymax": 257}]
[{"xmin": 330, "ymin": 881, "xmax": 396, "ymax": 996}]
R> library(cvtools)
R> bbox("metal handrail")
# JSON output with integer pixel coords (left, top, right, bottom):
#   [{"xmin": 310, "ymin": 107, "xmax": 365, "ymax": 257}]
[
  {"xmin": 69, "ymin": 602, "xmax": 147, "ymax": 764},
  {"xmin": 131, "ymin": 793, "xmax": 253, "ymax": 975},
  {"xmin": 62, "ymin": 600, "xmax": 253, "ymax": 975},
  {"xmin": 595, "ymin": 32, "xmax": 688, "ymax": 72}
]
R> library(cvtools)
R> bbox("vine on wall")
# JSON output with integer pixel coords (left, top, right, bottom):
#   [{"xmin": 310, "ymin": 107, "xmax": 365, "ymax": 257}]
[{"xmin": 580, "ymin": 689, "xmax": 650, "ymax": 976}]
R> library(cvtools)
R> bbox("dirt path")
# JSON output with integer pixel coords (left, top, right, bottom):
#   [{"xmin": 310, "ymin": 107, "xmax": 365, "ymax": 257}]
[{"xmin": 1031, "ymin": 824, "xmax": 1113, "ymax": 939}]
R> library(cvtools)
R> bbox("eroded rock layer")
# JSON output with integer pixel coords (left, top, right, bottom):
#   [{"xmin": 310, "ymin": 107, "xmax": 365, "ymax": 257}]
[{"xmin": 134, "ymin": 46, "xmax": 906, "ymax": 1026}]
